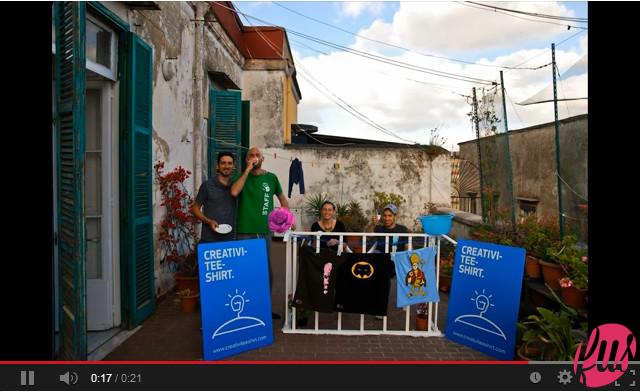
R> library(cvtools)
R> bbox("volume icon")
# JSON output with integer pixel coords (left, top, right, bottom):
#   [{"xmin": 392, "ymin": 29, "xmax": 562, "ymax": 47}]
[{"xmin": 59, "ymin": 371, "xmax": 78, "ymax": 385}]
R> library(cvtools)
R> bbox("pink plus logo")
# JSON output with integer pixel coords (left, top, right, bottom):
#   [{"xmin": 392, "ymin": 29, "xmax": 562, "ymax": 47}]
[{"xmin": 573, "ymin": 323, "xmax": 636, "ymax": 388}]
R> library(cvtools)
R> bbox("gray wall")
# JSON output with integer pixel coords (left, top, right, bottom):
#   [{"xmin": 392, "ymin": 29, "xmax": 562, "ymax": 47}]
[
  {"xmin": 458, "ymin": 114, "xmax": 587, "ymax": 221},
  {"xmin": 242, "ymin": 68, "xmax": 286, "ymax": 148},
  {"xmin": 261, "ymin": 146, "xmax": 451, "ymax": 231}
]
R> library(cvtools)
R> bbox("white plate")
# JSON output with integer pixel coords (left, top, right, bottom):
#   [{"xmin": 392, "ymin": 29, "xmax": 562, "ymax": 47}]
[{"xmin": 215, "ymin": 224, "xmax": 232, "ymax": 234}]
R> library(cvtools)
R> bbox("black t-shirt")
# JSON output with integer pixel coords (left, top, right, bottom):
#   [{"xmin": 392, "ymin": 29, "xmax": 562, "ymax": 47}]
[
  {"xmin": 310, "ymin": 220, "xmax": 347, "ymax": 251},
  {"xmin": 293, "ymin": 246, "xmax": 348, "ymax": 313},
  {"xmin": 334, "ymin": 253, "xmax": 394, "ymax": 316},
  {"xmin": 373, "ymin": 224, "xmax": 410, "ymax": 252}
]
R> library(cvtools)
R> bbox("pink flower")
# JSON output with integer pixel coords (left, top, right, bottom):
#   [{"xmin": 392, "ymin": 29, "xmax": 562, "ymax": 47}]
[
  {"xmin": 581, "ymin": 256, "xmax": 588, "ymax": 263},
  {"xmin": 268, "ymin": 208, "xmax": 295, "ymax": 233},
  {"xmin": 559, "ymin": 277, "xmax": 573, "ymax": 288}
]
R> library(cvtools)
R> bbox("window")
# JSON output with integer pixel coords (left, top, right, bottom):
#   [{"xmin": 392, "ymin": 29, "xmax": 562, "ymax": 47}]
[
  {"xmin": 517, "ymin": 197, "xmax": 539, "ymax": 216},
  {"xmin": 86, "ymin": 16, "xmax": 118, "ymax": 80}
]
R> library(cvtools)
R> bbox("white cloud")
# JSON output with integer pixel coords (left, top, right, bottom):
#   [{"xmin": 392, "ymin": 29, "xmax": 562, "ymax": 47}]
[
  {"xmin": 339, "ymin": 1, "xmax": 385, "ymax": 18},
  {"xmin": 352, "ymin": 2, "xmax": 581, "ymax": 54},
  {"xmin": 292, "ymin": 2, "xmax": 587, "ymax": 151}
]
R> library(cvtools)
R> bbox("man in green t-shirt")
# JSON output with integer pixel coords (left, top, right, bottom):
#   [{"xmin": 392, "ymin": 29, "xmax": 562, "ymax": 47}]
[{"xmin": 231, "ymin": 147, "xmax": 289, "ymax": 319}]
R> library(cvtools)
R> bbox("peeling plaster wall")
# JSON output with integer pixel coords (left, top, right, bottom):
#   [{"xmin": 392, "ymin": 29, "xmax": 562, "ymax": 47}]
[
  {"xmin": 128, "ymin": 3, "xmax": 198, "ymax": 297},
  {"xmin": 261, "ymin": 147, "xmax": 451, "ymax": 231},
  {"xmin": 242, "ymin": 71, "xmax": 285, "ymax": 148},
  {"xmin": 458, "ymin": 114, "xmax": 587, "ymax": 221},
  {"xmin": 103, "ymin": 2, "xmax": 244, "ymax": 297},
  {"xmin": 203, "ymin": 23, "xmax": 243, "ymax": 88}
]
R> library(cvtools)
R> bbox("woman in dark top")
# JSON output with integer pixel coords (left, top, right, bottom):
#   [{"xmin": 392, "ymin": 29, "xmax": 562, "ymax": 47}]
[{"xmin": 310, "ymin": 201, "xmax": 346, "ymax": 251}]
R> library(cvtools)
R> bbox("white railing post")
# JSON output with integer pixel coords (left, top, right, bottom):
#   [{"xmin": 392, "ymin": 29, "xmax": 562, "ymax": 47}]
[
  {"xmin": 282, "ymin": 231, "xmax": 445, "ymax": 337},
  {"xmin": 285, "ymin": 233, "xmax": 292, "ymax": 329}
]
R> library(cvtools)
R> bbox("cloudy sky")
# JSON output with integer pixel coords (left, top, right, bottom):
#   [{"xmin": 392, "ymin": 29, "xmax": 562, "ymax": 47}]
[{"xmin": 238, "ymin": 1, "xmax": 588, "ymax": 151}]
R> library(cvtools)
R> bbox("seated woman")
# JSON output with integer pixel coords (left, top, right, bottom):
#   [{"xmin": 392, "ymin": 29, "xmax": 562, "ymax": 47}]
[
  {"xmin": 367, "ymin": 203, "xmax": 409, "ymax": 253},
  {"xmin": 310, "ymin": 201, "xmax": 346, "ymax": 251}
]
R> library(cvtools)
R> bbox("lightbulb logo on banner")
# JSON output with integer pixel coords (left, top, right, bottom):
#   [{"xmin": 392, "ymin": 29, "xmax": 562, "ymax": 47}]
[
  {"xmin": 198, "ymin": 239, "xmax": 273, "ymax": 360},
  {"xmin": 445, "ymin": 239, "xmax": 525, "ymax": 360}
]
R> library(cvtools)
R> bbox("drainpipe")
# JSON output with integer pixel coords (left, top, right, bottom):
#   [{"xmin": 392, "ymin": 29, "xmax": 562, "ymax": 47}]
[{"xmin": 193, "ymin": 2, "xmax": 208, "ymax": 194}]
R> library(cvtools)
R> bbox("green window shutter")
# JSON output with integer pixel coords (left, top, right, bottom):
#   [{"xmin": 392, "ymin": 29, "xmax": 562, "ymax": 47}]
[
  {"xmin": 208, "ymin": 89, "xmax": 241, "ymax": 177},
  {"xmin": 121, "ymin": 32, "xmax": 154, "ymax": 327},
  {"xmin": 241, "ymin": 100, "xmax": 251, "ymax": 171},
  {"xmin": 54, "ymin": 1, "xmax": 87, "ymax": 360}
]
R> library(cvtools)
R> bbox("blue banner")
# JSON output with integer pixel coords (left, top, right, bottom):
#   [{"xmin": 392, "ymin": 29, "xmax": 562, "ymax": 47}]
[
  {"xmin": 198, "ymin": 239, "xmax": 273, "ymax": 360},
  {"xmin": 445, "ymin": 239, "xmax": 525, "ymax": 360},
  {"xmin": 391, "ymin": 247, "xmax": 440, "ymax": 308}
]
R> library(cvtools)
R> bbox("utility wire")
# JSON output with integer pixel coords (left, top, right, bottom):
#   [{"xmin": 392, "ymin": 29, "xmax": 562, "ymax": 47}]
[
  {"xmin": 297, "ymin": 69, "xmax": 420, "ymax": 145},
  {"xmin": 288, "ymin": 37, "xmax": 472, "ymax": 96},
  {"xmin": 504, "ymin": 88, "xmax": 525, "ymax": 129},
  {"xmin": 288, "ymin": 30, "xmax": 496, "ymax": 85},
  {"xmin": 274, "ymin": 1, "xmax": 551, "ymax": 71},
  {"xmin": 235, "ymin": 6, "xmax": 421, "ymax": 145},
  {"xmin": 212, "ymin": 1, "xmax": 496, "ymax": 86},
  {"xmin": 505, "ymin": 29, "xmax": 586, "ymax": 73},
  {"xmin": 458, "ymin": 1, "xmax": 587, "ymax": 30},
  {"xmin": 466, "ymin": 2, "xmax": 588, "ymax": 23}
]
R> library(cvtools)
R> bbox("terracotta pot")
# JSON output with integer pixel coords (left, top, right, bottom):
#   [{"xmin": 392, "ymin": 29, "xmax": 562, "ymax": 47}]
[
  {"xmin": 538, "ymin": 260, "xmax": 567, "ymax": 291},
  {"xmin": 416, "ymin": 315, "xmax": 429, "ymax": 331},
  {"xmin": 180, "ymin": 293, "xmax": 199, "ymax": 313},
  {"xmin": 525, "ymin": 255, "xmax": 542, "ymax": 279},
  {"xmin": 561, "ymin": 285, "xmax": 587, "ymax": 309},
  {"xmin": 439, "ymin": 273, "xmax": 452, "ymax": 292},
  {"xmin": 175, "ymin": 272, "xmax": 199, "ymax": 292}
]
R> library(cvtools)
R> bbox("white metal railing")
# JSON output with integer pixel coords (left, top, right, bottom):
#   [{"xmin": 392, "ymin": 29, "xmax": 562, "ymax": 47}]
[{"xmin": 282, "ymin": 231, "xmax": 458, "ymax": 337}]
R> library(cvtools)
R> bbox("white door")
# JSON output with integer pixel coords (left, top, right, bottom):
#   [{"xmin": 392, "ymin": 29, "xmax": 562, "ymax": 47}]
[{"xmin": 86, "ymin": 82, "xmax": 114, "ymax": 331}]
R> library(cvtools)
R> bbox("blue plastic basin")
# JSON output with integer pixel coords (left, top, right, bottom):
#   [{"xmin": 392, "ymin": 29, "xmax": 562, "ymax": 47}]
[{"xmin": 418, "ymin": 214, "xmax": 454, "ymax": 235}]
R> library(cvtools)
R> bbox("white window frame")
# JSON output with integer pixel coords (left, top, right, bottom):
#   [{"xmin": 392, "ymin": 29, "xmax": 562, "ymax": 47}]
[{"xmin": 86, "ymin": 15, "xmax": 118, "ymax": 81}]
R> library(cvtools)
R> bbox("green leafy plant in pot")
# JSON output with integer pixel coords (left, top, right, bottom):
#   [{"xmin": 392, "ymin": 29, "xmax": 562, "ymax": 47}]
[
  {"xmin": 304, "ymin": 192, "xmax": 330, "ymax": 220},
  {"xmin": 517, "ymin": 306, "xmax": 586, "ymax": 361},
  {"xmin": 339, "ymin": 201, "xmax": 368, "ymax": 252},
  {"xmin": 438, "ymin": 241, "xmax": 456, "ymax": 292}
]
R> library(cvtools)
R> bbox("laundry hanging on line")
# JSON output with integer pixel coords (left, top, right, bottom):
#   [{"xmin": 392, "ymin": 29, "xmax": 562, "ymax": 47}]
[{"xmin": 288, "ymin": 157, "xmax": 305, "ymax": 198}]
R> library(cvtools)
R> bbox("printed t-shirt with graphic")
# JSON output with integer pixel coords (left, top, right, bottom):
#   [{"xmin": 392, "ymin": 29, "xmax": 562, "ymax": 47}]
[
  {"xmin": 391, "ymin": 247, "xmax": 440, "ymax": 308},
  {"xmin": 237, "ymin": 172, "xmax": 283, "ymax": 234},
  {"xmin": 334, "ymin": 253, "xmax": 394, "ymax": 316},
  {"xmin": 293, "ymin": 246, "xmax": 348, "ymax": 313}
]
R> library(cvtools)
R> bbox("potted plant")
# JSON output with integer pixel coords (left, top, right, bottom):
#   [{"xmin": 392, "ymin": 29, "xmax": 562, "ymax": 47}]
[
  {"xmin": 339, "ymin": 201, "xmax": 368, "ymax": 252},
  {"xmin": 438, "ymin": 241, "xmax": 455, "ymax": 292},
  {"xmin": 554, "ymin": 241, "xmax": 588, "ymax": 309},
  {"xmin": 515, "ymin": 214, "xmax": 545, "ymax": 279},
  {"xmin": 517, "ymin": 306, "xmax": 586, "ymax": 361},
  {"xmin": 178, "ymin": 288, "xmax": 200, "ymax": 313},
  {"xmin": 175, "ymin": 252, "xmax": 199, "ymax": 292},
  {"xmin": 518, "ymin": 218, "xmax": 563, "ymax": 290},
  {"xmin": 304, "ymin": 192, "xmax": 330, "ymax": 223},
  {"xmin": 370, "ymin": 191, "xmax": 406, "ymax": 216},
  {"xmin": 416, "ymin": 303, "xmax": 429, "ymax": 331},
  {"xmin": 543, "ymin": 235, "xmax": 583, "ymax": 292},
  {"xmin": 155, "ymin": 161, "xmax": 199, "ymax": 291}
]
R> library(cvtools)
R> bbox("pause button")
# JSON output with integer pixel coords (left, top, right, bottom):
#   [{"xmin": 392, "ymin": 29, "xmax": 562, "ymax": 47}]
[{"xmin": 20, "ymin": 371, "xmax": 35, "ymax": 386}]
